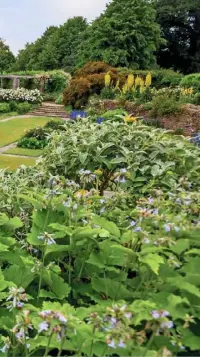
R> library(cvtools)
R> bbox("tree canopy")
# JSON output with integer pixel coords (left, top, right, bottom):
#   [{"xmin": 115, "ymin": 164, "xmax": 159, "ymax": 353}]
[
  {"xmin": 0, "ymin": 39, "xmax": 15, "ymax": 72},
  {"xmin": 156, "ymin": 0, "xmax": 200, "ymax": 73},
  {"xmin": 3, "ymin": 0, "xmax": 200, "ymax": 74},
  {"xmin": 76, "ymin": 0, "xmax": 162, "ymax": 69}
]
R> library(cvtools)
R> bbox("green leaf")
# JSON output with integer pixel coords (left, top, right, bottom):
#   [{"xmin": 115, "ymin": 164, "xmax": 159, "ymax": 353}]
[
  {"xmin": 91, "ymin": 277, "xmax": 132, "ymax": 299},
  {"xmin": 140, "ymin": 254, "xmax": 164, "ymax": 275},
  {"xmin": 39, "ymin": 289, "xmax": 57, "ymax": 299},
  {"xmin": 167, "ymin": 277, "xmax": 200, "ymax": 298},
  {"xmin": 44, "ymin": 272, "xmax": 71, "ymax": 299},
  {"xmin": 44, "ymin": 244, "xmax": 70, "ymax": 257},
  {"xmin": 171, "ymin": 239, "xmax": 189, "ymax": 255},
  {"xmin": 0, "ymin": 269, "xmax": 7, "ymax": 291},
  {"xmin": 92, "ymin": 216, "xmax": 120, "ymax": 238},
  {"xmin": 3, "ymin": 265, "xmax": 35, "ymax": 289}
]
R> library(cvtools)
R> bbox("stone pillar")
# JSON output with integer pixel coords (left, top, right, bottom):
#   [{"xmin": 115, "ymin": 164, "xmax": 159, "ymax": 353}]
[
  {"xmin": 13, "ymin": 77, "xmax": 20, "ymax": 89},
  {"xmin": 39, "ymin": 77, "xmax": 45, "ymax": 93}
]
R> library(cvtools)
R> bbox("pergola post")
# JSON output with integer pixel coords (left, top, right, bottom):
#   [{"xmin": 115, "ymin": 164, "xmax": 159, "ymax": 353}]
[
  {"xmin": 39, "ymin": 77, "xmax": 45, "ymax": 93},
  {"xmin": 13, "ymin": 77, "xmax": 20, "ymax": 89}
]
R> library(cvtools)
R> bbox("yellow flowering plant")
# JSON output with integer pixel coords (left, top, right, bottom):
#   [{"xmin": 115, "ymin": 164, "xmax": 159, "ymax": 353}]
[{"xmin": 105, "ymin": 72, "xmax": 111, "ymax": 87}]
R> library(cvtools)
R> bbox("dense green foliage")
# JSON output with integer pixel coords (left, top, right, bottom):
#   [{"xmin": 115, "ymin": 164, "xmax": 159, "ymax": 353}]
[
  {"xmin": 76, "ymin": 0, "xmax": 162, "ymax": 69},
  {"xmin": 13, "ymin": 18, "xmax": 87, "ymax": 73},
  {"xmin": 0, "ymin": 118, "xmax": 200, "ymax": 355},
  {"xmin": 156, "ymin": 0, "xmax": 200, "ymax": 73},
  {"xmin": 0, "ymin": 39, "xmax": 15, "ymax": 72},
  {"xmin": 0, "ymin": 101, "xmax": 33, "ymax": 114}
]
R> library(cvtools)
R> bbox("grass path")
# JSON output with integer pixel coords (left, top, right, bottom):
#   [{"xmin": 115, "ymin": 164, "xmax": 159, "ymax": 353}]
[
  {"xmin": 0, "ymin": 155, "xmax": 36, "ymax": 170},
  {"xmin": 4, "ymin": 147, "xmax": 43, "ymax": 157},
  {"xmin": 0, "ymin": 115, "xmax": 57, "ymax": 170},
  {"xmin": 0, "ymin": 116, "xmax": 52, "ymax": 147}
]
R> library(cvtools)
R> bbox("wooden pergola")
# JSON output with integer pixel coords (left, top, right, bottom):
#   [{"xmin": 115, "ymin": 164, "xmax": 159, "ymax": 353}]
[{"xmin": 0, "ymin": 74, "xmax": 49, "ymax": 92}]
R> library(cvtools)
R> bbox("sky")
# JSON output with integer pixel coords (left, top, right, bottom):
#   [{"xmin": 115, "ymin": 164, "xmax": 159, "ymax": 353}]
[{"xmin": 0, "ymin": 0, "xmax": 109, "ymax": 54}]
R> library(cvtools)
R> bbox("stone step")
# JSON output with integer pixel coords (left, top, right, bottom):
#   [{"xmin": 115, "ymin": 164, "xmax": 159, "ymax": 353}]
[
  {"xmin": 33, "ymin": 111, "xmax": 68, "ymax": 115},
  {"xmin": 31, "ymin": 103, "xmax": 69, "ymax": 118},
  {"xmin": 30, "ymin": 113, "xmax": 69, "ymax": 118}
]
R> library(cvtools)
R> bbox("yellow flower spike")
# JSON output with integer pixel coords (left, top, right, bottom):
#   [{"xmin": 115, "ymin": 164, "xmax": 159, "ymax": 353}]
[
  {"xmin": 115, "ymin": 79, "xmax": 120, "ymax": 90},
  {"xmin": 122, "ymin": 83, "xmax": 128, "ymax": 94},
  {"xmin": 145, "ymin": 72, "xmax": 152, "ymax": 87},
  {"xmin": 127, "ymin": 74, "xmax": 134, "ymax": 89},
  {"xmin": 135, "ymin": 76, "xmax": 141, "ymax": 87},
  {"xmin": 105, "ymin": 72, "xmax": 111, "ymax": 87}
]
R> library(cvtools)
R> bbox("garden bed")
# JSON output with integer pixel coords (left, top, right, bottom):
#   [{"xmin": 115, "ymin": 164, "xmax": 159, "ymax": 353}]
[{"xmin": 101, "ymin": 100, "xmax": 200, "ymax": 135}]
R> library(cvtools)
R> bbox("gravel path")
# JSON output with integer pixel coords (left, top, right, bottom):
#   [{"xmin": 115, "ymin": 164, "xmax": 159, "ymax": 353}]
[
  {"xmin": 0, "ymin": 115, "xmax": 33, "ymax": 123},
  {"xmin": 0, "ymin": 143, "xmax": 17, "ymax": 154}
]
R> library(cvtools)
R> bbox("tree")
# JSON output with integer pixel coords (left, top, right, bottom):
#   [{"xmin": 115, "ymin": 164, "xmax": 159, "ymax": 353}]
[
  {"xmin": 76, "ymin": 0, "xmax": 162, "ymax": 69},
  {"xmin": 14, "ymin": 26, "xmax": 57, "ymax": 71},
  {"xmin": 38, "ymin": 17, "xmax": 88, "ymax": 72},
  {"xmin": 156, "ymin": 0, "xmax": 200, "ymax": 73},
  {"xmin": 0, "ymin": 39, "xmax": 15, "ymax": 72}
]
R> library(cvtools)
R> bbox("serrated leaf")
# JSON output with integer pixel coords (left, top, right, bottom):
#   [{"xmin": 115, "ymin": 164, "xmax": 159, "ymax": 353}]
[
  {"xmin": 91, "ymin": 277, "xmax": 132, "ymax": 299},
  {"xmin": 3, "ymin": 265, "xmax": 35, "ymax": 289},
  {"xmin": 167, "ymin": 277, "xmax": 200, "ymax": 298},
  {"xmin": 171, "ymin": 239, "xmax": 189, "ymax": 255},
  {"xmin": 92, "ymin": 216, "xmax": 120, "ymax": 238},
  {"xmin": 140, "ymin": 254, "xmax": 164, "ymax": 275}
]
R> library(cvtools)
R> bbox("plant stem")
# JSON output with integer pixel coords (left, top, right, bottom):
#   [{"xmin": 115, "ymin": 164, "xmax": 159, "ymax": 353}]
[
  {"xmin": 142, "ymin": 333, "xmax": 155, "ymax": 357},
  {"xmin": 89, "ymin": 327, "xmax": 95, "ymax": 357},
  {"xmin": 37, "ymin": 206, "xmax": 51, "ymax": 305},
  {"xmin": 57, "ymin": 337, "xmax": 65, "ymax": 357},
  {"xmin": 43, "ymin": 332, "xmax": 53, "ymax": 357}
]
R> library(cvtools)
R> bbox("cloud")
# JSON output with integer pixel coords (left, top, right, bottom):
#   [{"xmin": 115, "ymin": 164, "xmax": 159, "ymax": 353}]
[{"xmin": 0, "ymin": 0, "xmax": 109, "ymax": 54}]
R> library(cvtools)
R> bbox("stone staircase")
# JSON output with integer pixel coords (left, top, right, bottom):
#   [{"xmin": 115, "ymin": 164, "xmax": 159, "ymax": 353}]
[{"xmin": 30, "ymin": 102, "xmax": 69, "ymax": 118}]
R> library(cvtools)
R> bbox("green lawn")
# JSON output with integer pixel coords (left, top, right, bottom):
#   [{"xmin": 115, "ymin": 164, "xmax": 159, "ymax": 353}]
[
  {"xmin": 0, "ymin": 116, "xmax": 53, "ymax": 147},
  {"xmin": 4, "ymin": 147, "xmax": 43, "ymax": 157},
  {"xmin": 0, "ymin": 155, "xmax": 36, "ymax": 170}
]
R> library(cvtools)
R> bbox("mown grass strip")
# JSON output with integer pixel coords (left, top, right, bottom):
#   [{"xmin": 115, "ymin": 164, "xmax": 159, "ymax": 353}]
[
  {"xmin": 0, "ymin": 155, "xmax": 36, "ymax": 170},
  {"xmin": 0, "ymin": 116, "xmax": 53, "ymax": 147},
  {"xmin": 4, "ymin": 147, "xmax": 43, "ymax": 157}
]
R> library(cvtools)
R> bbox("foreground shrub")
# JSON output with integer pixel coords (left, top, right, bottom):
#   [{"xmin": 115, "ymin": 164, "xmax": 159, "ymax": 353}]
[
  {"xmin": 150, "ymin": 95, "xmax": 182, "ymax": 117},
  {"xmin": 0, "ymin": 179, "xmax": 200, "ymax": 355},
  {"xmin": 39, "ymin": 119, "xmax": 200, "ymax": 194}
]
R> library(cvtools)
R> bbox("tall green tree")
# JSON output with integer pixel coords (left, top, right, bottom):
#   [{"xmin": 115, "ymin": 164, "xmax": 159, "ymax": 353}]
[
  {"xmin": 14, "ymin": 26, "xmax": 57, "ymax": 71},
  {"xmin": 0, "ymin": 39, "xmax": 15, "ymax": 72},
  {"xmin": 76, "ymin": 0, "xmax": 162, "ymax": 69},
  {"xmin": 156, "ymin": 0, "xmax": 200, "ymax": 73},
  {"xmin": 38, "ymin": 17, "xmax": 88, "ymax": 72}
]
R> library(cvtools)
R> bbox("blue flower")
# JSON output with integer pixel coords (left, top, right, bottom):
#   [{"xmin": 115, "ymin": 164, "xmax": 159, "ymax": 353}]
[
  {"xmin": 108, "ymin": 340, "xmax": 116, "ymax": 349},
  {"xmin": 164, "ymin": 224, "xmax": 171, "ymax": 232},
  {"xmin": 134, "ymin": 227, "xmax": 142, "ymax": 232},
  {"xmin": 151, "ymin": 310, "xmax": 160, "ymax": 319},
  {"xmin": 96, "ymin": 117, "xmax": 104, "ymax": 124},
  {"xmin": 70, "ymin": 110, "xmax": 87, "ymax": 120},
  {"xmin": 160, "ymin": 320, "xmax": 174, "ymax": 329},
  {"xmin": 118, "ymin": 340, "xmax": 126, "ymax": 348}
]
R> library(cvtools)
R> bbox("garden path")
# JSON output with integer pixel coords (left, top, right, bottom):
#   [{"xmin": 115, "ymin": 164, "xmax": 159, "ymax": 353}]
[{"xmin": 0, "ymin": 143, "xmax": 17, "ymax": 154}]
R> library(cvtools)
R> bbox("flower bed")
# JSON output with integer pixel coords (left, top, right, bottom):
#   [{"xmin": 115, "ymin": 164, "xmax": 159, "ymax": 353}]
[{"xmin": 0, "ymin": 88, "xmax": 43, "ymax": 103}]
